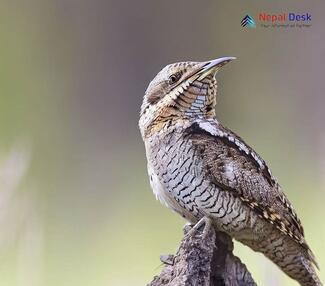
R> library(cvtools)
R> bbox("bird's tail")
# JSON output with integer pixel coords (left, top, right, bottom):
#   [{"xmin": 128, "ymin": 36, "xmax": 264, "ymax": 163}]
[
  {"xmin": 288, "ymin": 255, "xmax": 322, "ymax": 286},
  {"xmin": 266, "ymin": 242, "xmax": 322, "ymax": 286},
  {"xmin": 239, "ymin": 235, "xmax": 322, "ymax": 286},
  {"xmin": 281, "ymin": 239, "xmax": 322, "ymax": 286},
  {"xmin": 270, "ymin": 245, "xmax": 322, "ymax": 286}
]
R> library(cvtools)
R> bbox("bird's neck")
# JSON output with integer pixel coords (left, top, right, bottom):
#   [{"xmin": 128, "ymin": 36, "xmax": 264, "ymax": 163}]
[{"xmin": 144, "ymin": 115, "xmax": 219, "ymax": 141}]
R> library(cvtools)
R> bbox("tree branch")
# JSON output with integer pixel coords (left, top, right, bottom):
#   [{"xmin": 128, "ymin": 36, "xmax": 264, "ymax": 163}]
[{"xmin": 148, "ymin": 226, "xmax": 257, "ymax": 286}]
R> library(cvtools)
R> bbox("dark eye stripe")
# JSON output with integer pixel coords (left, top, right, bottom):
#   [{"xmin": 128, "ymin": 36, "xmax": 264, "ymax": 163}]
[{"xmin": 147, "ymin": 94, "xmax": 161, "ymax": 105}]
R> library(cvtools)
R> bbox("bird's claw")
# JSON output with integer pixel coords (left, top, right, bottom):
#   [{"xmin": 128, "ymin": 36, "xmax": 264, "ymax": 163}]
[{"xmin": 184, "ymin": 216, "xmax": 213, "ymax": 240}]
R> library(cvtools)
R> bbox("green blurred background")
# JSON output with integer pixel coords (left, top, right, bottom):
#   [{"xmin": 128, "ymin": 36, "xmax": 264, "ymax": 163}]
[{"xmin": 0, "ymin": 0, "xmax": 324, "ymax": 285}]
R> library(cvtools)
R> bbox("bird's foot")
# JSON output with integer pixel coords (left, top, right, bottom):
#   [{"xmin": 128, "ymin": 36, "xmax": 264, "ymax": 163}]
[
  {"xmin": 183, "ymin": 222, "xmax": 194, "ymax": 235},
  {"xmin": 184, "ymin": 216, "xmax": 212, "ymax": 240}
]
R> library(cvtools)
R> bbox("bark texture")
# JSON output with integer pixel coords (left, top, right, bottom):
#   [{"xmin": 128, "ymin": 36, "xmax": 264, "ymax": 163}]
[{"xmin": 148, "ymin": 227, "xmax": 257, "ymax": 286}]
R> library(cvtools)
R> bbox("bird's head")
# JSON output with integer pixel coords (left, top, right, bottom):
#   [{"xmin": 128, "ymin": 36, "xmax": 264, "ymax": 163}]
[{"xmin": 139, "ymin": 57, "xmax": 235, "ymax": 138}]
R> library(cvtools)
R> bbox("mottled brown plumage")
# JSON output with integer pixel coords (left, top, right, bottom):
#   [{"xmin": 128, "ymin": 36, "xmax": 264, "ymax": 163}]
[{"xmin": 139, "ymin": 57, "xmax": 322, "ymax": 286}]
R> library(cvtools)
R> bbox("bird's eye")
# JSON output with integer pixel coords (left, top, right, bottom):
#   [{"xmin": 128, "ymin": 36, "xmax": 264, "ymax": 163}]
[{"xmin": 168, "ymin": 72, "xmax": 181, "ymax": 85}]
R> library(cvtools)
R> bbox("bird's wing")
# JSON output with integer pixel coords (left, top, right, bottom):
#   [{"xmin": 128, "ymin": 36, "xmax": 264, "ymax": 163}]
[{"xmin": 186, "ymin": 120, "xmax": 307, "ymax": 247}]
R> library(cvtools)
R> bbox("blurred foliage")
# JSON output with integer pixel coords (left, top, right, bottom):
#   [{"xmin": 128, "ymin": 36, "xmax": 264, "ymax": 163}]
[{"xmin": 0, "ymin": 0, "xmax": 324, "ymax": 285}]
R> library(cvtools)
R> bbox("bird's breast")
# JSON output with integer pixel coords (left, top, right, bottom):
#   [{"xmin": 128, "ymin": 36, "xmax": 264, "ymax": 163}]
[
  {"xmin": 145, "ymin": 131, "xmax": 205, "ymax": 222},
  {"xmin": 145, "ymin": 130, "xmax": 263, "ymax": 238}
]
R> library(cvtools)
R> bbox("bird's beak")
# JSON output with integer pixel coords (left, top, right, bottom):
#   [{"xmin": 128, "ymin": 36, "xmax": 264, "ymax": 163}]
[{"xmin": 196, "ymin": 57, "xmax": 236, "ymax": 80}]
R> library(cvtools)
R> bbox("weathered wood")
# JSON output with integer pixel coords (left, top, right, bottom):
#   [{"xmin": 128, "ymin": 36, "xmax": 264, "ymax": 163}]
[{"xmin": 148, "ymin": 226, "xmax": 257, "ymax": 286}]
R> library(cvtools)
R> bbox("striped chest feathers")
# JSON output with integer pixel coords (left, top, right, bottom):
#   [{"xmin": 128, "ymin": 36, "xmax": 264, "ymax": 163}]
[{"xmin": 145, "ymin": 132, "xmax": 205, "ymax": 221}]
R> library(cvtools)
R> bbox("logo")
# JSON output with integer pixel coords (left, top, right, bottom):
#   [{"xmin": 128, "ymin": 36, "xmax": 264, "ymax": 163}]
[
  {"xmin": 241, "ymin": 13, "xmax": 312, "ymax": 29},
  {"xmin": 259, "ymin": 12, "xmax": 311, "ymax": 23},
  {"xmin": 241, "ymin": 15, "xmax": 256, "ymax": 28}
]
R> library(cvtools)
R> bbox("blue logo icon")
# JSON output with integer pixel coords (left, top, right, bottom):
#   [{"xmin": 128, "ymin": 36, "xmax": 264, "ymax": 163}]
[{"xmin": 241, "ymin": 15, "xmax": 256, "ymax": 28}]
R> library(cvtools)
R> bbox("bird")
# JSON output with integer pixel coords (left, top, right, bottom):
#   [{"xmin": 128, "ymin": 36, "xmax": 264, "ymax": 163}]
[{"xmin": 139, "ymin": 57, "xmax": 322, "ymax": 286}]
